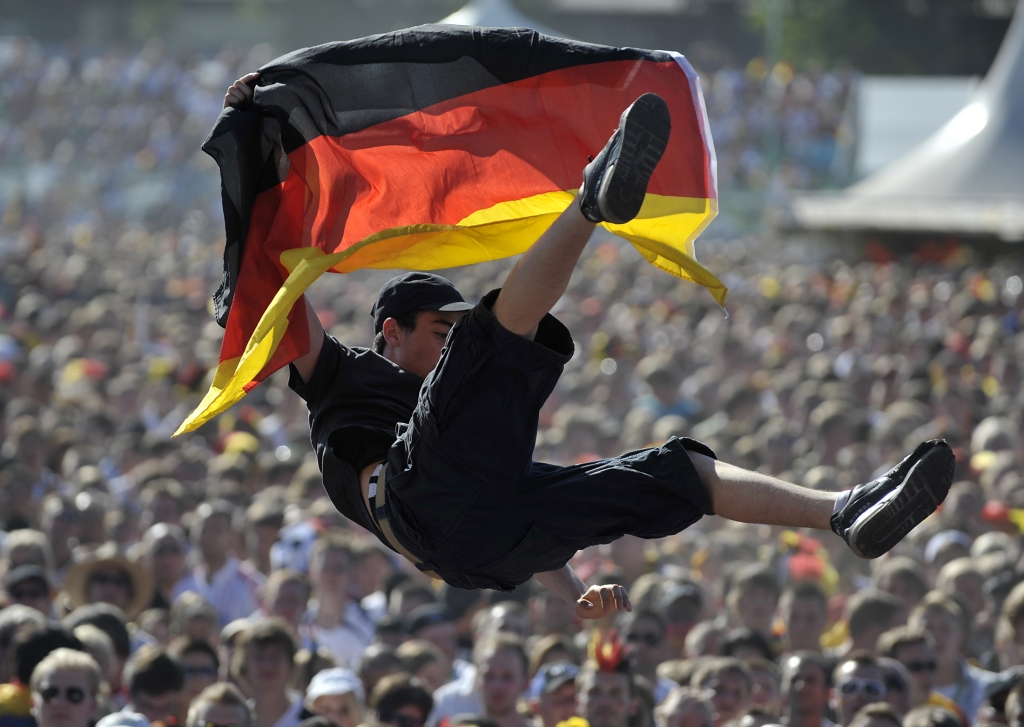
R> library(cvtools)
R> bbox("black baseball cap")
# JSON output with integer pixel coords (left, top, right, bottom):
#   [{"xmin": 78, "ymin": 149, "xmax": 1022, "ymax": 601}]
[{"xmin": 371, "ymin": 272, "xmax": 473, "ymax": 334}]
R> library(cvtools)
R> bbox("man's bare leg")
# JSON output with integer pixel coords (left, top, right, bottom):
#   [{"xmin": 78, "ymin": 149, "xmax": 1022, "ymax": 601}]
[
  {"xmin": 492, "ymin": 200, "xmax": 596, "ymax": 338},
  {"xmin": 689, "ymin": 452, "xmax": 836, "ymax": 529}
]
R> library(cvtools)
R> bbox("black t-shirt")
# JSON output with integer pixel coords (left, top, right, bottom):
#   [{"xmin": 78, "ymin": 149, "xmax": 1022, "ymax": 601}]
[{"xmin": 288, "ymin": 333, "xmax": 422, "ymax": 533}]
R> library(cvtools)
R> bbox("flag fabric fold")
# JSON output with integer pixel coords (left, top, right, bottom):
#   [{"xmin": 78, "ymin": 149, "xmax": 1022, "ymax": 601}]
[{"xmin": 176, "ymin": 24, "xmax": 724, "ymax": 436}]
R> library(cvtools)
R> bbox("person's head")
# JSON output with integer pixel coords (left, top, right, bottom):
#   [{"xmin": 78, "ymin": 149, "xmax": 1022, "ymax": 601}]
[
  {"xmin": 745, "ymin": 658, "xmax": 781, "ymax": 715},
  {"xmin": 29, "ymin": 648, "xmax": 101, "ymax": 727},
  {"xmin": 168, "ymin": 637, "xmax": 220, "ymax": 708},
  {"xmin": 830, "ymin": 651, "xmax": 886, "ymax": 727},
  {"xmin": 62, "ymin": 603, "xmax": 131, "ymax": 691},
  {"xmin": 578, "ymin": 657, "xmax": 636, "ymax": 727},
  {"xmin": 304, "ymin": 667, "xmax": 365, "ymax": 727},
  {"xmin": 186, "ymin": 682, "xmax": 254, "ymax": 727},
  {"xmin": 846, "ymin": 701, "xmax": 903, "ymax": 727},
  {"xmin": 370, "ymin": 273, "xmax": 473, "ymax": 378},
  {"xmin": 779, "ymin": 582, "xmax": 827, "ymax": 652},
  {"xmin": 233, "ymin": 618, "xmax": 298, "ymax": 695},
  {"xmin": 719, "ymin": 628, "xmax": 775, "ymax": 663},
  {"xmin": 483, "ymin": 602, "xmax": 533, "ymax": 642},
  {"xmin": 780, "ymin": 651, "xmax": 830, "ymax": 722},
  {"xmin": 528, "ymin": 662, "xmax": 579, "ymax": 727},
  {"xmin": 872, "ymin": 558, "xmax": 929, "ymax": 622},
  {"xmin": 388, "ymin": 582, "xmax": 436, "ymax": 618},
  {"xmin": 528, "ymin": 634, "xmax": 580, "ymax": 678},
  {"xmin": 876, "ymin": 657, "xmax": 910, "ymax": 716},
  {"xmin": 406, "ymin": 604, "xmax": 457, "ymax": 663},
  {"xmin": 191, "ymin": 500, "xmax": 236, "ymax": 563},
  {"xmin": 654, "ymin": 687, "xmax": 713, "ymax": 727},
  {"xmin": 684, "ymin": 622, "xmax": 724, "ymax": 659},
  {"xmin": 13, "ymin": 626, "xmax": 85, "ymax": 687},
  {"xmin": 935, "ymin": 558, "xmax": 985, "ymax": 622},
  {"xmin": 475, "ymin": 635, "xmax": 530, "ymax": 719},
  {"xmin": 3, "ymin": 565, "xmax": 54, "ymax": 615},
  {"xmin": 725, "ymin": 566, "xmax": 780, "ymax": 638},
  {"xmin": 395, "ymin": 639, "xmax": 447, "ymax": 693},
  {"xmin": 659, "ymin": 581, "xmax": 704, "ymax": 649},
  {"xmin": 308, "ymin": 532, "xmax": 353, "ymax": 607},
  {"xmin": 356, "ymin": 645, "xmax": 403, "ymax": 700},
  {"xmin": 368, "ymin": 673, "xmax": 433, "ymax": 727},
  {"xmin": 908, "ymin": 593, "xmax": 969, "ymax": 669},
  {"xmin": 70, "ymin": 624, "xmax": 115, "ymax": 687},
  {"xmin": 170, "ymin": 592, "xmax": 221, "ymax": 644},
  {"xmin": 261, "ymin": 569, "xmax": 310, "ymax": 630},
  {"xmin": 125, "ymin": 645, "xmax": 184, "ymax": 724},
  {"xmin": 845, "ymin": 590, "xmax": 902, "ymax": 652},
  {"xmin": 143, "ymin": 523, "xmax": 188, "ymax": 589},
  {"xmin": 620, "ymin": 611, "xmax": 673, "ymax": 680},
  {"xmin": 876, "ymin": 626, "xmax": 935, "ymax": 708},
  {"xmin": 691, "ymin": 658, "xmax": 752, "ymax": 727}
]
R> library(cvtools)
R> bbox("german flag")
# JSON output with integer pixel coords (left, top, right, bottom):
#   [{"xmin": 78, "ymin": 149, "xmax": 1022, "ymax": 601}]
[{"xmin": 176, "ymin": 25, "xmax": 723, "ymax": 435}]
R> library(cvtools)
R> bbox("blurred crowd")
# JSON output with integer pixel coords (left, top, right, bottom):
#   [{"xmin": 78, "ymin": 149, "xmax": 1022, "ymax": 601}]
[
  {"xmin": 700, "ymin": 59, "xmax": 858, "ymax": 192},
  {"xmin": 0, "ymin": 33, "xmax": 1023, "ymax": 727}
]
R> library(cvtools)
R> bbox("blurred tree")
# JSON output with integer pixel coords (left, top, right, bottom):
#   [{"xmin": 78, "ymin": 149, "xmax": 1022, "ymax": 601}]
[{"xmin": 746, "ymin": 0, "xmax": 1013, "ymax": 75}]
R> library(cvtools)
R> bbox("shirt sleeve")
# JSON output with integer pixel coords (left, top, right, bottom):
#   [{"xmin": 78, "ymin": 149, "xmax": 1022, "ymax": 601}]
[{"xmin": 288, "ymin": 332, "xmax": 342, "ymax": 406}]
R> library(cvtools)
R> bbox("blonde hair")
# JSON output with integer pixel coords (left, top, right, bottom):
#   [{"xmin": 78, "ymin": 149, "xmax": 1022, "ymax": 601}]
[
  {"xmin": 186, "ymin": 682, "xmax": 254, "ymax": 727},
  {"xmin": 30, "ymin": 648, "xmax": 102, "ymax": 696}
]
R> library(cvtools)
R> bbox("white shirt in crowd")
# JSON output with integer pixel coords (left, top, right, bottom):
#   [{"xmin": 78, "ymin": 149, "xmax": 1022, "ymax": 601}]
[{"xmin": 172, "ymin": 556, "xmax": 265, "ymax": 625}]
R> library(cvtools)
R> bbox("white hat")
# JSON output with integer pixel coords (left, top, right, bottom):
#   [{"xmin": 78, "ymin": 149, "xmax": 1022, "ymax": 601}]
[
  {"xmin": 96, "ymin": 710, "xmax": 151, "ymax": 727},
  {"xmin": 305, "ymin": 668, "xmax": 365, "ymax": 709}
]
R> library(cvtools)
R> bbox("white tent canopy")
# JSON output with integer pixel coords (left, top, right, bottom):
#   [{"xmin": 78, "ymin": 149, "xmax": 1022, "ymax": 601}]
[
  {"xmin": 793, "ymin": 5, "xmax": 1024, "ymax": 241},
  {"xmin": 439, "ymin": 0, "xmax": 569, "ymax": 38}
]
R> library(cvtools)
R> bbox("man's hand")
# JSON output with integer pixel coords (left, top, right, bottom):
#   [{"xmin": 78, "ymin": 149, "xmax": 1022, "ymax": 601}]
[
  {"xmin": 223, "ymin": 72, "xmax": 260, "ymax": 109},
  {"xmin": 576, "ymin": 584, "xmax": 631, "ymax": 620}
]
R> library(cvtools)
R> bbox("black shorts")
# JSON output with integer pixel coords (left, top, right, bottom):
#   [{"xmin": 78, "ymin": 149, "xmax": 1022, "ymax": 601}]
[{"xmin": 384, "ymin": 289, "xmax": 716, "ymax": 591}]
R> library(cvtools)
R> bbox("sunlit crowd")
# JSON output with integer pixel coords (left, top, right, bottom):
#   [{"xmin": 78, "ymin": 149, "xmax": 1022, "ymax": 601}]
[{"xmin": 0, "ymin": 34, "xmax": 1021, "ymax": 727}]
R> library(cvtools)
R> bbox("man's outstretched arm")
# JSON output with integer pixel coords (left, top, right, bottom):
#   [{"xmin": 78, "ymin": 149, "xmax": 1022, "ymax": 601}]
[
  {"xmin": 292, "ymin": 298, "xmax": 325, "ymax": 384},
  {"xmin": 535, "ymin": 564, "xmax": 631, "ymax": 620}
]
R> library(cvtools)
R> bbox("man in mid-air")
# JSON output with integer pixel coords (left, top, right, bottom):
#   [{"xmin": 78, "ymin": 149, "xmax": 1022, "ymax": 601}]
[{"xmin": 224, "ymin": 73, "xmax": 954, "ymax": 619}]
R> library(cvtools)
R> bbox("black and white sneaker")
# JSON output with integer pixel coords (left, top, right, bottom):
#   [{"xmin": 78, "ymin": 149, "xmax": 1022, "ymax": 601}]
[
  {"xmin": 831, "ymin": 439, "xmax": 955, "ymax": 559},
  {"xmin": 579, "ymin": 93, "xmax": 671, "ymax": 225}
]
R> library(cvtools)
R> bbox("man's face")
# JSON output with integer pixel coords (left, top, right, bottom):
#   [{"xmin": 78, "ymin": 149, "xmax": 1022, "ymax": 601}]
[
  {"xmin": 892, "ymin": 641, "xmax": 936, "ymax": 705},
  {"xmin": 312, "ymin": 693, "xmax": 359, "ymax": 727},
  {"xmin": 480, "ymin": 649, "xmax": 528, "ymax": 718},
  {"xmin": 738, "ymin": 587, "xmax": 777, "ymax": 635},
  {"xmin": 579, "ymin": 671, "xmax": 634, "ymax": 727},
  {"xmin": 151, "ymin": 536, "xmax": 187, "ymax": 585},
  {"xmin": 32, "ymin": 667, "xmax": 97, "ymax": 727},
  {"xmin": 750, "ymin": 667, "xmax": 781, "ymax": 714},
  {"xmin": 86, "ymin": 566, "xmax": 132, "ymax": 611},
  {"xmin": 622, "ymin": 615, "xmax": 672, "ymax": 675},
  {"xmin": 830, "ymin": 662, "xmax": 886, "ymax": 727},
  {"xmin": 704, "ymin": 673, "xmax": 751, "ymax": 726},
  {"xmin": 269, "ymin": 582, "xmax": 308, "ymax": 628},
  {"xmin": 312, "ymin": 548, "xmax": 350, "ymax": 600},
  {"xmin": 784, "ymin": 597, "xmax": 826, "ymax": 651},
  {"xmin": 198, "ymin": 514, "xmax": 232, "ymax": 561},
  {"xmin": 782, "ymin": 660, "xmax": 829, "ymax": 718},
  {"xmin": 915, "ymin": 610, "xmax": 961, "ymax": 665},
  {"xmin": 416, "ymin": 620, "xmax": 458, "ymax": 662},
  {"xmin": 6, "ymin": 577, "xmax": 52, "ymax": 615},
  {"xmin": 384, "ymin": 310, "xmax": 465, "ymax": 379},
  {"xmin": 535, "ymin": 681, "xmax": 578, "ymax": 727},
  {"xmin": 246, "ymin": 643, "xmax": 292, "ymax": 691}
]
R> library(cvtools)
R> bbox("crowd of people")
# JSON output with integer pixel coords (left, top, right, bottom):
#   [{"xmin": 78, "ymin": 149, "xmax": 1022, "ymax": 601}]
[{"xmin": 0, "ymin": 32, "xmax": 1022, "ymax": 727}]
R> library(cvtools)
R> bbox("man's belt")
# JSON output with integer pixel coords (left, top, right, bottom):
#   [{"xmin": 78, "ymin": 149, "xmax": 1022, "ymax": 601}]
[{"xmin": 369, "ymin": 463, "xmax": 441, "ymax": 580}]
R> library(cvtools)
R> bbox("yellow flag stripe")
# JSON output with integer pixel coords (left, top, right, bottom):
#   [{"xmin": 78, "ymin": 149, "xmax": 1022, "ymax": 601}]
[{"xmin": 176, "ymin": 191, "xmax": 723, "ymax": 435}]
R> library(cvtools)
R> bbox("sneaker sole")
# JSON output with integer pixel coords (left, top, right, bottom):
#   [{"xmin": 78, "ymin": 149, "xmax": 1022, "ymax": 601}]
[
  {"xmin": 846, "ymin": 444, "xmax": 955, "ymax": 559},
  {"xmin": 597, "ymin": 93, "xmax": 671, "ymax": 225}
]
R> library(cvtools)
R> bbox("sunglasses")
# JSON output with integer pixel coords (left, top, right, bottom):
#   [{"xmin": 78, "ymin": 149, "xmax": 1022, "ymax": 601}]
[
  {"xmin": 904, "ymin": 659, "xmax": 937, "ymax": 674},
  {"xmin": 184, "ymin": 666, "xmax": 218, "ymax": 680},
  {"xmin": 391, "ymin": 715, "xmax": 424, "ymax": 727},
  {"xmin": 9, "ymin": 587, "xmax": 48, "ymax": 600},
  {"xmin": 836, "ymin": 678, "xmax": 886, "ymax": 698},
  {"xmin": 626, "ymin": 632, "xmax": 662, "ymax": 647},
  {"xmin": 39, "ymin": 686, "xmax": 87, "ymax": 704}
]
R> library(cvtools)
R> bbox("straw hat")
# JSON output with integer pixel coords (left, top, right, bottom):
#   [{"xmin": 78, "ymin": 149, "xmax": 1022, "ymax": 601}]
[{"xmin": 63, "ymin": 543, "xmax": 154, "ymax": 620}]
